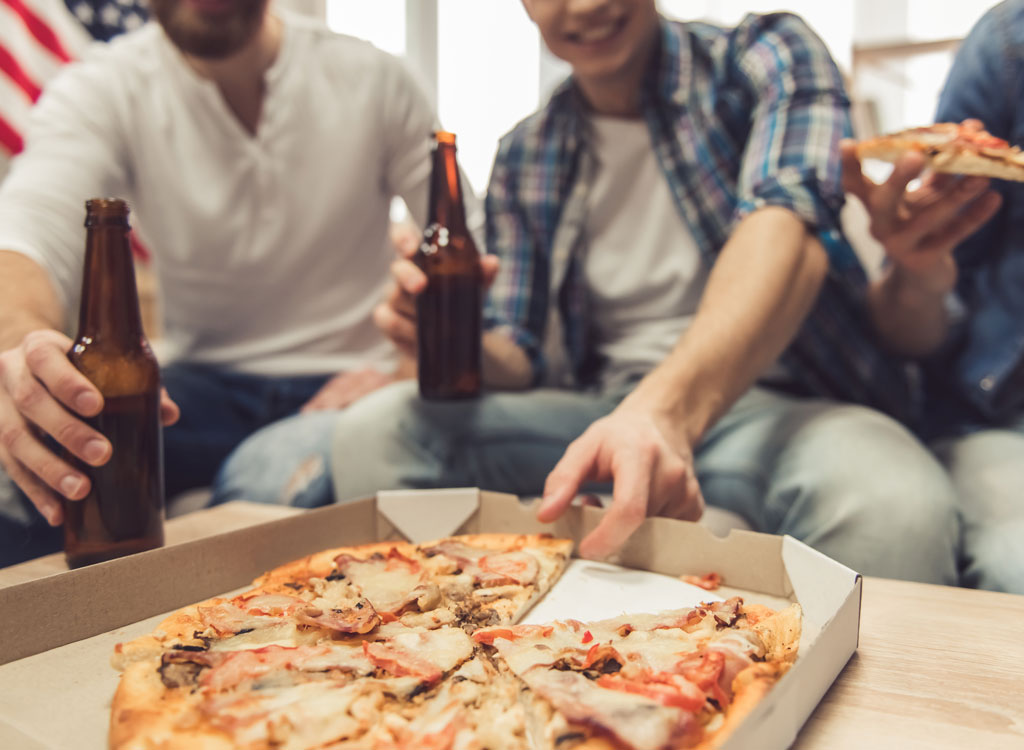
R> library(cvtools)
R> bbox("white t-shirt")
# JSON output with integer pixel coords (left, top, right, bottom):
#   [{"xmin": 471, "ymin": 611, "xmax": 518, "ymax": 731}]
[
  {"xmin": 0, "ymin": 13, "xmax": 482, "ymax": 376},
  {"xmin": 584, "ymin": 116, "xmax": 709, "ymax": 390}
]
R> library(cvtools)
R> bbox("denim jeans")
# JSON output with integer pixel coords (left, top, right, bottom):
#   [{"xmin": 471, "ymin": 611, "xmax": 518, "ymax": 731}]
[
  {"xmin": 932, "ymin": 414, "xmax": 1024, "ymax": 595},
  {"xmin": 214, "ymin": 381, "xmax": 960, "ymax": 585},
  {"xmin": 0, "ymin": 362, "xmax": 329, "ymax": 567}
]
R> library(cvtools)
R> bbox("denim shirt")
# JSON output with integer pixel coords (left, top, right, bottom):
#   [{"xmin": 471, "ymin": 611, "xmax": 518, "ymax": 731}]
[
  {"xmin": 483, "ymin": 14, "xmax": 914, "ymax": 420},
  {"xmin": 927, "ymin": 0, "xmax": 1024, "ymax": 435}
]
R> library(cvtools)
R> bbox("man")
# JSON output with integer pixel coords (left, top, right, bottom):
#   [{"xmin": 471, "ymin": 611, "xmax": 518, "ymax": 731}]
[
  {"xmin": 0, "ymin": 0, "xmax": 469, "ymax": 566},
  {"xmin": 220, "ymin": 0, "xmax": 958, "ymax": 583},
  {"xmin": 842, "ymin": 0, "xmax": 1024, "ymax": 593}
]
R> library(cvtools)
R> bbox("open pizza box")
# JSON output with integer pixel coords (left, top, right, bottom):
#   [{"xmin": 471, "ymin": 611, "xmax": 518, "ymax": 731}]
[{"xmin": 0, "ymin": 489, "xmax": 861, "ymax": 749}]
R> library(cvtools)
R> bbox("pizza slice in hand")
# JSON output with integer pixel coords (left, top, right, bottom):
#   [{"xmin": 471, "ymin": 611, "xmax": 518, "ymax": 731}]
[{"xmin": 856, "ymin": 120, "xmax": 1024, "ymax": 182}]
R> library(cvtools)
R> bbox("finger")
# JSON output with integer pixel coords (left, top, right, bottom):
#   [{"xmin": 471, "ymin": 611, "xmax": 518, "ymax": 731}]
[
  {"xmin": 578, "ymin": 449, "xmax": 654, "ymax": 559},
  {"xmin": 874, "ymin": 152, "xmax": 928, "ymax": 230},
  {"xmin": 0, "ymin": 355, "xmax": 109, "ymax": 466},
  {"xmin": 891, "ymin": 178, "xmax": 992, "ymax": 255},
  {"xmin": 1, "ymin": 452, "xmax": 67, "ymax": 525},
  {"xmin": 839, "ymin": 139, "xmax": 870, "ymax": 202},
  {"xmin": 160, "ymin": 390, "xmax": 180, "ymax": 426},
  {"xmin": 392, "ymin": 258, "xmax": 427, "ymax": 296},
  {"xmin": 0, "ymin": 402, "xmax": 91, "ymax": 503},
  {"xmin": 538, "ymin": 434, "xmax": 602, "ymax": 523},
  {"xmin": 388, "ymin": 287, "xmax": 418, "ymax": 321},
  {"xmin": 390, "ymin": 227, "xmax": 420, "ymax": 259},
  {"xmin": 20, "ymin": 330, "xmax": 102, "ymax": 417},
  {"xmin": 660, "ymin": 471, "xmax": 705, "ymax": 523},
  {"xmin": 373, "ymin": 303, "xmax": 417, "ymax": 357},
  {"xmin": 918, "ymin": 189, "xmax": 1002, "ymax": 255},
  {"xmin": 481, "ymin": 255, "xmax": 500, "ymax": 289}
]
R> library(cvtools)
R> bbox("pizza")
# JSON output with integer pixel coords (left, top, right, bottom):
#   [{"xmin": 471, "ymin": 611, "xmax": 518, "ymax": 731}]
[
  {"xmin": 856, "ymin": 120, "xmax": 1024, "ymax": 182},
  {"xmin": 108, "ymin": 533, "xmax": 801, "ymax": 750}
]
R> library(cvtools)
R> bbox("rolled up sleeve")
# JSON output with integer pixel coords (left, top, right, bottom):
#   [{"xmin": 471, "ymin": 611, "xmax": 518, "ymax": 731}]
[{"xmin": 730, "ymin": 13, "xmax": 850, "ymax": 233}]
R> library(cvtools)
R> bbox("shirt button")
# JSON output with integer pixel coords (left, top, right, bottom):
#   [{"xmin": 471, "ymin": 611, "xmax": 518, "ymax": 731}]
[{"xmin": 980, "ymin": 376, "xmax": 996, "ymax": 391}]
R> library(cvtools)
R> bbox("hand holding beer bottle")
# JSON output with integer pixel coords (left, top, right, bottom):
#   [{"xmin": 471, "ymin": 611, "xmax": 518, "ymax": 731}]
[
  {"xmin": 0, "ymin": 207, "xmax": 178, "ymax": 545},
  {"xmin": 62, "ymin": 199, "xmax": 167, "ymax": 566},
  {"xmin": 374, "ymin": 131, "xmax": 499, "ymax": 396}
]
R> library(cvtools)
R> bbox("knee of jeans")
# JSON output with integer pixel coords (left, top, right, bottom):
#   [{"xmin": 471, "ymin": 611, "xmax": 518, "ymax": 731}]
[
  {"xmin": 792, "ymin": 406, "xmax": 958, "ymax": 530},
  {"xmin": 211, "ymin": 416, "xmax": 336, "ymax": 508},
  {"xmin": 963, "ymin": 519, "xmax": 1024, "ymax": 594}
]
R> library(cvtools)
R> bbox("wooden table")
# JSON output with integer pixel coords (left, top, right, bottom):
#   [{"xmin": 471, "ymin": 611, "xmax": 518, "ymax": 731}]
[{"xmin": 2, "ymin": 502, "xmax": 1022, "ymax": 749}]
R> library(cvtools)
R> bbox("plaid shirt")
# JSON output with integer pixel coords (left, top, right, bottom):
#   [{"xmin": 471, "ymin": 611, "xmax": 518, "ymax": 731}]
[{"xmin": 484, "ymin": 13, "xmax": 915, "ymax": 421}]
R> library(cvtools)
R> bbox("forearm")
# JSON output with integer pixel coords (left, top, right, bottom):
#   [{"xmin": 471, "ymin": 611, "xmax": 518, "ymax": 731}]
[
  {"xmin": 622, "ymin": 207, "xmax": 828, "ymax": 446},
  {"xmin": 482, "ymin": 330, "xmax": 532, "ymax": 390},
  {"xmin": 866, "ymin": 268, "xmax": 950, "ymax": 357},
  {"xmin": 0, "ymin": 251, "xmax": 65, "ymax": 350}
]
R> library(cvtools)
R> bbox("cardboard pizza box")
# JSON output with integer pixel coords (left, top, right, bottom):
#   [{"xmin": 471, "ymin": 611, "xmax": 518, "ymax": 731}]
[{"xmin": 0, "ymin": 489, "xmax": 861, "ymax": 750}]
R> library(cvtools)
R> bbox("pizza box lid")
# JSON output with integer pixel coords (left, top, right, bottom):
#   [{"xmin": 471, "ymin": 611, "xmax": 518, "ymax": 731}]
[{"xmin": 0, "ymin": 489, "xmax": 860, "ymax": 750}]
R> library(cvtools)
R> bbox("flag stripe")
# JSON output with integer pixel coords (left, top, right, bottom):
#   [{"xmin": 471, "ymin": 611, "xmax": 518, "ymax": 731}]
[
  {"xmin": 0, "ymin": 111, "xmax": 25, "ymax": 155},
  {"xmin": 0, "ymin": 42, "xmax": 43, "ymax": 101},
  {"xmin": 0, "ymin": 0, "xmax": 74, "ymax": 63}
]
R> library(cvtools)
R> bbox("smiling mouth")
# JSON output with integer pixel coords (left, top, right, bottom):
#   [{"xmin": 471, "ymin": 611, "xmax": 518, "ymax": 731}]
[{"xmin": 566, "ymin": 17, "xmax": 628, "ymax": 45}]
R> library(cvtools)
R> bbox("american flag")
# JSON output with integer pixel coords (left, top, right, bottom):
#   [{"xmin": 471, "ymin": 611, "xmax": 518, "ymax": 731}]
[{"xmin": 0, "ymin": 0, "xmax": 148, "ymax": 177}]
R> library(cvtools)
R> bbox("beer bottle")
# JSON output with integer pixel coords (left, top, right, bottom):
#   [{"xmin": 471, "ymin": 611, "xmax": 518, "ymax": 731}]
[
  {"xmin": 414, "ymin": 131, "xmax": 483, "ymax": 400},
  {"xmin": 63, "ymin": 198, "xmax": 165, "ymax": 567}
]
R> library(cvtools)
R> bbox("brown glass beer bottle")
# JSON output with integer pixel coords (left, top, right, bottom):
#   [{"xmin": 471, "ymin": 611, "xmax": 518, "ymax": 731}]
[
  {"xmin": 414, "ymin": 131, "xmax": 483, "ymax": 400},
  {"xmin": 63, "ymin": 198, "xmax": 165, "ymax": 567}
]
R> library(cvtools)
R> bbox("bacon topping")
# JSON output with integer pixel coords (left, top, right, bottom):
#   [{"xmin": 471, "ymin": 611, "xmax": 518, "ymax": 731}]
[
  {"xmin": 199, "ymin": 644, "xmax": 333, "ymax": 692},
  {"xmin": 471, "ymin": 624, "xmax": 554, "ymax": 645},
  {"xmin": 596, "ymin": 672, "xmax": 707, "ymax": 712},
  {"xmin": 295, "ymin": 597, "xmax": 381, "ymax": 634},
  {"xmin": 362, "ymin": 641, "xmax": 444, "ymax": 685}
]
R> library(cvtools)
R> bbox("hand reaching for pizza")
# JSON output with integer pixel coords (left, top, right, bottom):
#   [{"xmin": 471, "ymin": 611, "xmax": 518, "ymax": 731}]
[
  {"xmin": 537, "ymin": 403, "xmax": 704, "ymax": 560},
  {"xmin": 840, "ymin": 136, "xmax": 1002, "ymax": 297}
]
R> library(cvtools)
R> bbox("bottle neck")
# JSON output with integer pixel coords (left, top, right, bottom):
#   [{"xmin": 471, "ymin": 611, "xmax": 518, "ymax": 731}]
[
  {"xmin": 427, "ymin": 142, "xmax": 468, "ymax": 233},
  {"xmin": 77, "ymin": 222, "xmax": 145, "ymax": 346}
]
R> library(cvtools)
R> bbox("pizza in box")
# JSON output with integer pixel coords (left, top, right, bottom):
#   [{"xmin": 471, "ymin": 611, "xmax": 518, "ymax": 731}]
[{"xmin": 109, "ymin": 533, "xmax": 801, "ymax": 750}]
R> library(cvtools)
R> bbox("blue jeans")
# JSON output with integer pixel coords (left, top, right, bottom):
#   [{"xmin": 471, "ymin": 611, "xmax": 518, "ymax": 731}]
[
  {"xmin": 932, "ymin": 415, "xmax": 1024, "ymax": 595},
  {"xmin": 214, "ymin": 381, "xmax": 960, "ymax": 585},
  {"xmin": 0, "ymin": 363, "xmax": 329, "ymax": 567}
]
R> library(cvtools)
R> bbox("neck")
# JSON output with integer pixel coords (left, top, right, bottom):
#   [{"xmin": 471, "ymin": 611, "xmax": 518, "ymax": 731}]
[
  {"xmin": 575, "ymin": 22, "xmax": 659, "ymax": 117},
  {"xmin": 185, "ymin": 14, "xmax": 282, "ymax": 134}
]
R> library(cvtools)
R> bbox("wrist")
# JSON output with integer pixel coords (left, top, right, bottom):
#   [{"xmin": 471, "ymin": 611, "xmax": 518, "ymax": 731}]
[
  {"xmin": 883, "ymin": 261, "xmax": 955, "ymax": 307},
  {"xmin": 619, "ymin": 372, "xmax": 713, "ymax": 451}
]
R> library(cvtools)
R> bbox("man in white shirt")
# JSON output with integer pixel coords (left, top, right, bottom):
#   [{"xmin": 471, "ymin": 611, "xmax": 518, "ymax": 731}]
[{"xmin": 0, "ymin": 0, "xmax": 471, "ymax": 566}]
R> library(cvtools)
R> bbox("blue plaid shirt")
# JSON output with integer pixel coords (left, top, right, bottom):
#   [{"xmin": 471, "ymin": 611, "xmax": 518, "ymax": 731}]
[{"xmin": 484, "ymin": 13, "xmax": 914, "ymax": 420}]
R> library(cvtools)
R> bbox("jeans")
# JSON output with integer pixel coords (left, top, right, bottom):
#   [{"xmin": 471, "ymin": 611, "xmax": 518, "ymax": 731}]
[
  {"xmin": 215, "ymin": 381, "xmax": 960, "ymax": 585},
  {"xmin": 932, "ymin": 414, "xmax": 1024, "ymax": 594},
  {"xmin": 0, "ymin": 362, "xmax": 329, "ymax": 567}
]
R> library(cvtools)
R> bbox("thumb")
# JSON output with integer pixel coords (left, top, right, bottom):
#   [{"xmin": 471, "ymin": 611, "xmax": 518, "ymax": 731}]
[{"xmin": 839, "ymin": 139, "xmax": 870, "ymax": 202}]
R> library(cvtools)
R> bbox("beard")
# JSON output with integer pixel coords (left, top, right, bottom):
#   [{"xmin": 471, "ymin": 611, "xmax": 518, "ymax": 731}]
[{"xmin": 150, "ymin": 0, "xmax": 270, "ymax": 59}]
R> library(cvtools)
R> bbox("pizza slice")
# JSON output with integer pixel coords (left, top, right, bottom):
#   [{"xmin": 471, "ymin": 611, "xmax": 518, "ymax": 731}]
[
  {"xmin": 418, "ymin": 533, "xmax": 573, "ymax": 630},
  {"xmin": 856, "ymin": 120, "xmax": 1024, "ymax": 182},
  {"xmin": 110, "ymin": 623, "xmax": 483, "ymax": 750},
  {"xmin": 472, "ymin": 598, "xmax": 801, "ymax": 750}
]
